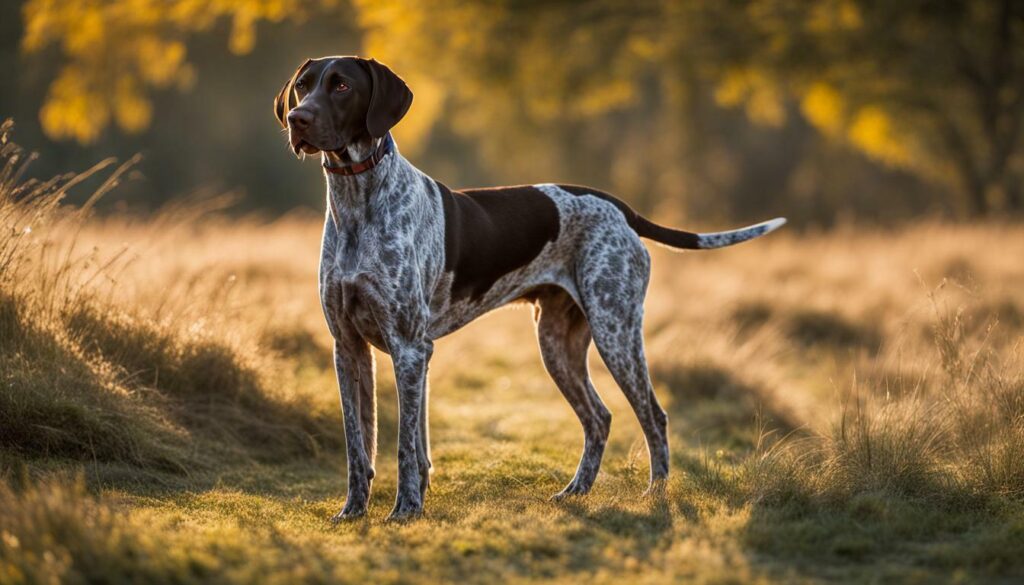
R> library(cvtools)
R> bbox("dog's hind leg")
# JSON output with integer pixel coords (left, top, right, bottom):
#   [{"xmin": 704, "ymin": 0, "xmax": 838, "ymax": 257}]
[
  {"xmin": 578, "ymin": 236, "xmax": 670, "ymax": 491},
  {"xmin": 534, "ymin": 287, "xmax": 612, "ymax": 499}
]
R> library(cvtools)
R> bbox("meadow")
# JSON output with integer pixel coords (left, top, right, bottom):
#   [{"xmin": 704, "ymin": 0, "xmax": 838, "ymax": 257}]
[{"xmin": 2, "ymin": 122, "xmax": 1024, "ymax": 583}]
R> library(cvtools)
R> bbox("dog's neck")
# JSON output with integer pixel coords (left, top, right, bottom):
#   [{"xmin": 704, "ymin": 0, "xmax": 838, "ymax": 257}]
[{"xmin": 322, "ymin": 135, "xmax": 397, "ymax": 226}]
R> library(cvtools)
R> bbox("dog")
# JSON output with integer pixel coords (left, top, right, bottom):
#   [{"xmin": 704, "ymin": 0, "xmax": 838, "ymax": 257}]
[{"xmin": 274, "ymin": 56, "xmax": 785, "ymax": 520}]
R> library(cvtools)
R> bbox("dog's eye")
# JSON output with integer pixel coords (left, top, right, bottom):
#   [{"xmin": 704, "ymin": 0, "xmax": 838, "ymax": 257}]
[
  {"xmin": 294, "ymin": 80, "xmax": 306, "ymax": 91},
  {"xmin": 335, "ymin": 82, "xmax": 349, "ymax": 93}
]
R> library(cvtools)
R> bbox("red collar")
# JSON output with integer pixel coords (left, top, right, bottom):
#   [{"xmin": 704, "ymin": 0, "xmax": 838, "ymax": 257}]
[{"xmin": 323, "ymin": 135, "xmax": 392, "ymax": 176}]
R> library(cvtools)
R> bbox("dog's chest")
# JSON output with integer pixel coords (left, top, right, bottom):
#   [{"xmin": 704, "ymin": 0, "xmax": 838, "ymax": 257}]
[
  {"xmin": 319, "ymin": 184, "xmax": 443, "ymax": 350},
  {"xmin": 320, "ymin": 232, "xmax": 400, "ymax": 349}
]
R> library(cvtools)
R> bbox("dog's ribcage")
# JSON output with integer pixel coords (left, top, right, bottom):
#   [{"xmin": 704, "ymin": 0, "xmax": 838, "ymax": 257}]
[
  {"xmin": 425, "ymin": 183, "xmax": 640, "ymax": 338},
  {"xmin": 320, "ymin": 155, "xmax": 643, "ymax": 348}
]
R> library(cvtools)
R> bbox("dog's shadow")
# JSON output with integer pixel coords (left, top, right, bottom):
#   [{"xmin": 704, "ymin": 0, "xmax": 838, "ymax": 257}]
[{"xmin": 554, "ymin": 491, "xmax": 678, "ymax": 549}]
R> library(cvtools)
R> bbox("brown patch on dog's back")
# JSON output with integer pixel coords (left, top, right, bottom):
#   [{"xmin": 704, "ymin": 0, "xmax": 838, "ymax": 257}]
[{"xmin": 435, "ymin": 180, "xmax": 560, "ymax": 301}]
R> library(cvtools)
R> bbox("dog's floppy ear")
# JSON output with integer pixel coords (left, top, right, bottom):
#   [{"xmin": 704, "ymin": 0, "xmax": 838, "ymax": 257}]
[
  {"xmin": 274, "ymin": 59, "xmax": 312, "ymax": 128},
  {"xmin": 360, "ymin": 58, "xmax": 413, "ymax": 138}
]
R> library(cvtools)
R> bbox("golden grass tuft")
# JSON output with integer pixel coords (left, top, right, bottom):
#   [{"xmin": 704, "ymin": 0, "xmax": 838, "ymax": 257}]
[{"xmin": 0, "ymin": 121, "xmax": 340, "ymax": 477}]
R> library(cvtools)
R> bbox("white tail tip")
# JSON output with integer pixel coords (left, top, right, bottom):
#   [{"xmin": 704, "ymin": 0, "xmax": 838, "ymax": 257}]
[{"xmin": 696, "ymin": 217, "xmax": 787, "ymax": 249}]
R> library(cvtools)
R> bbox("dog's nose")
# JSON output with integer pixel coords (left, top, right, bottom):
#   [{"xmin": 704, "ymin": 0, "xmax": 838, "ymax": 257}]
[{"xmin": 287, "ymin": 109, "xmax": 313, "ymax": 131}]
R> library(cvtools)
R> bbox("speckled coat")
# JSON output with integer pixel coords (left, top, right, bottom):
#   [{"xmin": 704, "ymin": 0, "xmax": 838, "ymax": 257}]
[{"xmin": 316, "ymin": 136, "xmax": 784, "ymax": 520}]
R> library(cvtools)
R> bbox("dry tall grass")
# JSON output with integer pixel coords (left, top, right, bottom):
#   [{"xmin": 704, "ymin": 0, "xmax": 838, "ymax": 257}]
[
  {"xmin": 0, "ymin": 121, "xmax": 342, "ymax": 476},
  {"xmin": 2, "ymin": 121, "xmax": 1024, "ymax": 583}
]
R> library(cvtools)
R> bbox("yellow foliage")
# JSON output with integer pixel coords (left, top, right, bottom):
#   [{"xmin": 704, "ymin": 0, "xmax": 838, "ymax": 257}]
[
  {"xmin": 114, "ymin": 78, "xmax": 152, "ymax": 133},
  {"xmin": 230, "ymin": 10, "xmax": 257, "ymax": 55},
  {"xmin": 39, "ymin": 66, "xmax": 109, "ymax": 144},
  {"xmin": 848, "ymin": 106, "xmax": 912, "ymax": 167},
  {"xmin": 354, "ymin": 0, "xmax": 454, "ymax": 154},
  {"xmin": 21, "ymin": 0, "xmax": 315, "ymax": 143},
  {"xmin": 575, "ymin": 80, "xmax": 637, "ymax": 117},
  {"xmin": 15, "ymin": 0, "xmax": 941, "ymax": 190},
  {"xmin": 801, "ymin": 83, "xmax": 915, "ymax": 169},
  {"xmin": 807, "ymin": 0, "xmax": 863, "ymax": 33},
  {"xmin": 746, "ymin": 87, "xmax": 786, "ymax": 127},
  {"xmin": 353, "ymin": 0, "xmax": 530, "ymax": 150},
  {"xmin": 839, "ymin": 1, "xmax": 863, "ymax": 29},
  {"xmin": 800, "ymin": 82, "xmax": 844, "ymax": 138},
  {"xmin": 715, "ymin": 68, "xmax": 787, "ymax": 127},
  {"xmin": 715, "ymin": 69, "xmax": 752, "ymax": 107}
]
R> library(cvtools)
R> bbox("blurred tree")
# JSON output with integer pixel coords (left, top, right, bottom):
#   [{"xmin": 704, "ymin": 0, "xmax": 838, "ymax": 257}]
[
  {"xmin": 18, "ymin": 0, "xmax": 1022, "ymax": 219},
  {"xmin": 703, "ymin": 0, "xmax": 1024, "ymax": 216},
  {"xmin": 21, "ymin": 0, "xmax": 333, "ymax": 143},
  {"xmin": 8, "ymin": 0, "xmax": 360, "ymax": 212},
  {"xmin": 355, "ymin": 0, "xmax": 716, "ymax": 213},
  {"xmin": 357, "ymin": 0, "xmax": 1024, "ymax": 217}
]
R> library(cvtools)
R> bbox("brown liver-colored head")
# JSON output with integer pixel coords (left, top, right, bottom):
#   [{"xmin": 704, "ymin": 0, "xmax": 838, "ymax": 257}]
[{"xmin": 273, "ymin": 57, "xmax": 413, "ymax": 155}]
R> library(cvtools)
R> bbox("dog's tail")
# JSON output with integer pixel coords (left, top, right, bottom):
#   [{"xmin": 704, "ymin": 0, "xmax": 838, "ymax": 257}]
[
  {"xmin": 550, "ymin": 185, "xmax": 785, "ymax": 250},
  {"xmin": 631, "ymin": 215, "xmax": 787, "ymax": 250}
]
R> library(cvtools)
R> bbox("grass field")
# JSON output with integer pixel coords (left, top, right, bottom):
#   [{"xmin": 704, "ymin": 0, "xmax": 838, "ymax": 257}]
[{"xmin": 3, "ymin": 125, "xmax": 1024, "ymax": 583}]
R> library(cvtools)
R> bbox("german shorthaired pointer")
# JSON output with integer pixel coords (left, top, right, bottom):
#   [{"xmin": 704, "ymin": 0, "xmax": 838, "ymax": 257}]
[{"xmin": 274, "ymin": 56, "xmax": 785, "ymax": 521}]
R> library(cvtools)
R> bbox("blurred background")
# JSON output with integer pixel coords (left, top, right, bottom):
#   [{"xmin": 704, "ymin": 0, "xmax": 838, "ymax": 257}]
[{"xmin": 2, "ymin": 0, "xmax": 1023, "ymax": 225}]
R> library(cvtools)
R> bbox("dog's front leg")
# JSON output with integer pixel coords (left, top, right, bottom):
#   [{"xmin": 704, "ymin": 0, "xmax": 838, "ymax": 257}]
[
  {"xmin": 388, "ymin": 339, "xmax": 433, "ymax": 521},
  {"xmin": 331, "ymin": 334, "xmax": 376, "ymax": 521}
]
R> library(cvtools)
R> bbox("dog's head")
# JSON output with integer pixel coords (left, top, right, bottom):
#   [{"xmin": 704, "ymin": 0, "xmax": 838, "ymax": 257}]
[{"xmin": 274, "ymin": 56, "xmax": 413, "ymax": 156}]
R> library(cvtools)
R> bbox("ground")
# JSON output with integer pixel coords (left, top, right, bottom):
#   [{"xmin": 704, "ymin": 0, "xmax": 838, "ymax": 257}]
[{"xmin": 2, "ymin": 187, "xmax": 1024, "ymax": 583}]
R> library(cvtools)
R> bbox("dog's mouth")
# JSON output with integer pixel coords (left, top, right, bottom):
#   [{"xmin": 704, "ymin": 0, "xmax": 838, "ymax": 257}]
[
  {"xmin": 291, "ymin": 136, "xmax": 323, "ymax": 156},
  {"xmin": 289, "ymin": 129, "xmax": 351, "ymax": 158}
]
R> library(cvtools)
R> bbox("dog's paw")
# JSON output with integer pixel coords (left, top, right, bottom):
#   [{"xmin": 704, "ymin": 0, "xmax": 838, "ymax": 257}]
[
  {"xmin": 331, "ymin": 501, "xmax": 368, "ymax": 523},
  {"xmin": 385, "ymin": 508, "xmax": 422, "ymax": 522},
  {"xmin": 331, "ymin": 508, "xmax": 366, "ymax": 522},
  {"xmin": 551, "ymin": 481, "xmax": 591, "ymax": 501},
  {"xmin": 387, "ymin": 494, "xmax": 423, "ymax": 522}
]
